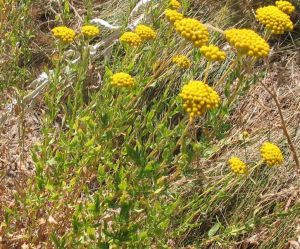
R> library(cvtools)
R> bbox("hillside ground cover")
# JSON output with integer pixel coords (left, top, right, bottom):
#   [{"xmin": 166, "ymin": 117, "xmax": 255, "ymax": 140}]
[{"xmin": 0, "ymin": 0, "xmax": 300, "ymax": 248}]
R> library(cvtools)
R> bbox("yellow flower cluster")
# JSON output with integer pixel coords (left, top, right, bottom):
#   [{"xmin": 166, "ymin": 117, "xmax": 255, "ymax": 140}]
[
  {"xmin": 169, "ymin": 0, "xmax": 181, "ymax": 9},
  {"xmin": 135, "ymin": 25, "xmax": 157, "ymax": 41},
  {"xmin": 164, "ymin": 9, "xmax": 184, "ymax": 23},
  {"xmin": 256, "ymin": 6, "xmax": 293, "ymax": 34},
  {"xmin": 174, "ymin": 18, "xmax": 209, "ymax": 47},
  {"xmin": 179, "ymin": 80, "xmax": 220, "ymax": 119},
  {"xmin": 228, "ymin": 157, "xmax": 247, "ymax": 174},
  {"xmin": 200, "ymin": 45, "xmax": 226, "ymax": 61},
  {"xmin": 260, "ymin": 142, "xmax": 284, "ymax": 166},
  {"xmin": 111, "ymin": 73, "xmax": 135, "ymax": 88},
  {"xmin": 81, "ymin": 25, "xmax": 100, "ymax": 38},
  {"xmin": 275, "ymin": 1, "xmax": 295, "ymax": 15},
  {"xmin": 52, "ymin": 26, "xmax": 75, "ymax": 43},
  {"xmin": 172, "ymin": 55, "xmax": 191, "ymax": 69},
  {"xmin": 120, "ymin": 32, "xmax": 142, "ymax": 47},
  {"xmin": 224, "ymin": 29, "xmax": 270, "ymax": 58}
]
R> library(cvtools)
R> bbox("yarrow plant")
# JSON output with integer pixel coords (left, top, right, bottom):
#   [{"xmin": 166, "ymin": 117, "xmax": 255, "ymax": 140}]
[
  {"xmin": 172, "ymin": 55, "xmax": 191, "ymax": 69},
  {"xmin": 255, "ymin": 5, "xmax": 294, "ymax": 34},
  {"xmin": 260, "ymin": 142, "xmax": 284, "ymax": 166},
  {"xmin": 224, "ymin": 29, "xmax": 270, "ymax": 58},
  {"xmin": 120, "ymin": 32, "xmax": 142, "ymax": 47},
  {"xmin": 52, "ymin": 26, "xmax": 75, "ymax": 43},
  {"xmin": 174, "ymin": 18, "xmax": 210, "ymax": 47},
  {"xmin": 200, "ymin": 45, "xmax": 226, "ymax": 62},
  {"xmin": 164, "ymin": 9, "xmax": 184, "ymax": 23},
  {"xmin": 275, "ymin": 1, "xmax": 295, "ymax": 15},
  {"xmin": 134, "ymin": 25, "xmax": 157, "ymax": 41},
  {"xmin": 179, "ymin": 80, "xmax": 220, "ymax": 120},
  {"xmin": 111, "ymin": 72, "xmax": 135, "ymax": 88},
  {"xmin": 81, "ymin": 25, "xmax": 100, "ymax": 38},
  {"xmin": 169, "ymin": 0, "xmax": 181, "ymax": 10},
  {"xmin": 228, "ymin": 156, "xmax": 247, "ymax": 174}
]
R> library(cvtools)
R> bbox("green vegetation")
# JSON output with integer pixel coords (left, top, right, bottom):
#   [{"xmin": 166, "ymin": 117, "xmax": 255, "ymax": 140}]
[{"xmin": 0, "ymin": 0, "xmax": 299, "ymax": 248}]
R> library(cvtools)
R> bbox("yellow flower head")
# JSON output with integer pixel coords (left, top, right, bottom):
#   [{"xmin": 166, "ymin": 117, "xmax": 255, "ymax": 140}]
[
  {"xmin": 169, "ymin": 0, "xmax": 181, "ymax": 9},
  {"xmin": 260, "ymin": 142, "xmax": 284, "ymax": 166},
  {"xmin": 228, "ymin": 157, "xmax": 247, "ymax": 174},
  {"xmin": 135, "ymin": 25, "xmax": 157, "ymax": 41},
  {"xmin": 256, "ymin": 5, "xmax": 293, "ymax": 34},
  {"xmin": 120, "ymin": 32, "xmax": 142, "ymax": 47},
  {"xmin": 275, "ymin": 1, "xmax": 295, "ymax": 15},
  {"xmin": 164, "ymin": 9, "xmax": 184, "ymax": 23},
  {"xmin": 174, "ymin": 18, "xmax": 209, "ymax": 47},
  {"xmin": 224, "ymin": 29, "xmax": 270, "ymax": 58},
  {"xmin": 81, "ymin": 25, "xmax": 100, "ymax": 38},
  {"xmin": 179, "ymin": 80, "xmax": 220, "ymax": 120},
  {"xmin": 111, "ymin": 73, "xmax": 135, "ymax": 88},
  {"xmin": 200, "ymin": 45, "xmax": 226, "ymax": 62},
  {"xmin": 172, "ymin": 55, "xmax": 191, "ymax": 69},
  {"xmin": 52, "ymin": 26, "xmax": 75, "ymax": 43}
]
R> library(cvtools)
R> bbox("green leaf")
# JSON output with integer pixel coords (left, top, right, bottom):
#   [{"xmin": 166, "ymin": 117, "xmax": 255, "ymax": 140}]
[
  {"xmin": 126, "ymin": 145, "xmax": 144, "ymax": 166},
  {"xmin": 47, "ymin": 158, "xmax": 57, "ymax": 166},
  {"xmin": 120, "ymin": 203, "xmax": 130, "ymax": 222},
  {"xmin": 100, "ymin": 113, "xmax": 110, "ymax": 126},
  {"xmin": 87, "ymin": 227, "xmax": 96, "ymax": 240},
  {"xmin": 224, "ymin": 79, "xmax": 231, "ymax": 98},
  {"xmin": 97, "ymin": 242, "xmax": 109, "ymax": 249},
  {"xmin": 118, "ymin": 180, "xmax": 127, "ymax": 191},
  {"xmin": 208, "ymin": 222, "xmax": 221, "ymax": 237}
]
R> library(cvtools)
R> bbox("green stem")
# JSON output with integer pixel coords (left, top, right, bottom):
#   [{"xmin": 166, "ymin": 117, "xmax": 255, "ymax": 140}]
[
  {"xmin": 214, "ymin": 57, "xmax": 238, "ymax": 88},
  {"xmin": 264, "ymin": 29, "xmax": 272, "ymax": 42},
  {"xmin": 203, "ymin": 61, "xmax": 211, "ymax": 83}
]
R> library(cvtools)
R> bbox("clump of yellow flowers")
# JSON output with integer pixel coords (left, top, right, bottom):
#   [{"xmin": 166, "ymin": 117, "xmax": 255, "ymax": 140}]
[
  {"xmin": 120, "ymin": 32, "xmax": 142, "ymax": 47},
  {"xmin": 81, "ymin": 25, "xmax": 100, "ymax": 38},
  {"xmin": 52, "ymin": 26, "xmax": 75, "ymax": 43},
  {"xmin": 260, "ymin": 142, "xmax": 284, "ymax": 166},
  {"xmin": 169, "ymin": 0, "xmax": 181, "ymax": 9},
  {"xmin": 256, "ymin": 6, "xmax": 293, "ymax": 34},
  {"xmin": 111, "ymin": 73, "xmax": 135, "ymax": 88},
  {"xmin": 275, "ymin": 1, "xmax": 295, "ymax": 15},
  {"xmin": 135, "ymin": 25, "xmax": 157, "ymax": 41},
  {"xmin": 200, "ymin": 45, "xmax": 226, "ymax": 62},
  {"xmin": 172, "ymin": 55, "xmax": 191, "ymax": 69},
  {"xmin": 174, "ymin": 18, "xmax": 209, "ymax": 47},
  {"xmin": 179, "ymin": 80, "xmax": 220, "ymax": 120},
  {"xmin": 164, "ymin": 9, "xmax": 184, "ymax": 23},
  {"xmin": 228, "ymin": 157, "xmax": 247, "ymax": 174},
  {"xmin": 224, "ymin": 29, "xmax": 270, "ymax": 58}
]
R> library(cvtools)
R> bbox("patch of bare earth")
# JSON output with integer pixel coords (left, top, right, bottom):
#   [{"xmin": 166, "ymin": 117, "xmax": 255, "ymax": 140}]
[{"xmin": 0, "ymin": 93, "xmax": 42, "ymax": 239}]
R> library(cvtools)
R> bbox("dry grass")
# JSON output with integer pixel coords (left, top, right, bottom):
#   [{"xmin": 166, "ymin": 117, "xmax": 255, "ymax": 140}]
[{"xmin": 0, "ymin": 0, "xmax": 299, "ymax": 248}]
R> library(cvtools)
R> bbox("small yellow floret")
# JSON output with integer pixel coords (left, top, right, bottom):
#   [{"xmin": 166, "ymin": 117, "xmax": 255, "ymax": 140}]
[
  {"xmin": 120, "ymin": 32, "xmax": 142, "ymax": 47},
  {"xmin": 179, "ymin": 80, "xmax": 220, "ymax": 120},
  {"xmin": 172, "ymin": 55, "xmax": 191, "ymax": 69},
  {"xmin": 174, "ymin": 18, "xmax": 209, "ymax": 48},
  {"xmin": 228, "ymin": 157, "xmax": 247, "ymax": 174},
  {"xmin": 135, "ymin": 25, "xmax": 157, "ymax": 41},
  {"xmin": 260, "ymin": 142, "xmax": 284, "ymax": 166},
  {"xmin": 224, "ymin": 29, "xmax": 270, "ymax": 58},
  {"xmin": 242, "ymin": 131, "xmax": 250, "ymax": 139},
  {"xmin": 200, "ymin": 45, "xmax": 226, "ymax": 61},
  {"xmin": 256, "ymin": 5, "xmax": 293, "ymax": 34},
  {"xmin": 111, "ymin": 73, "xmax": 135, "ymax": 88},
  {"xmin": 169, "ymin": 0, "xmax": 181, "ymax": 9},
  {"xmin": 52, "ymin": 26, "xmax": 75, "ymax": 43},
  {"xmin": 164, "ymin": 9, "xmax": 184, "ymax": 23},
  {"xmin": 275, "ymin": 1, "xmax": 295, "ymax": 15},
  {"xmin": 81, "ymin": 25, "xmax": 100, "ymax": 38}
]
